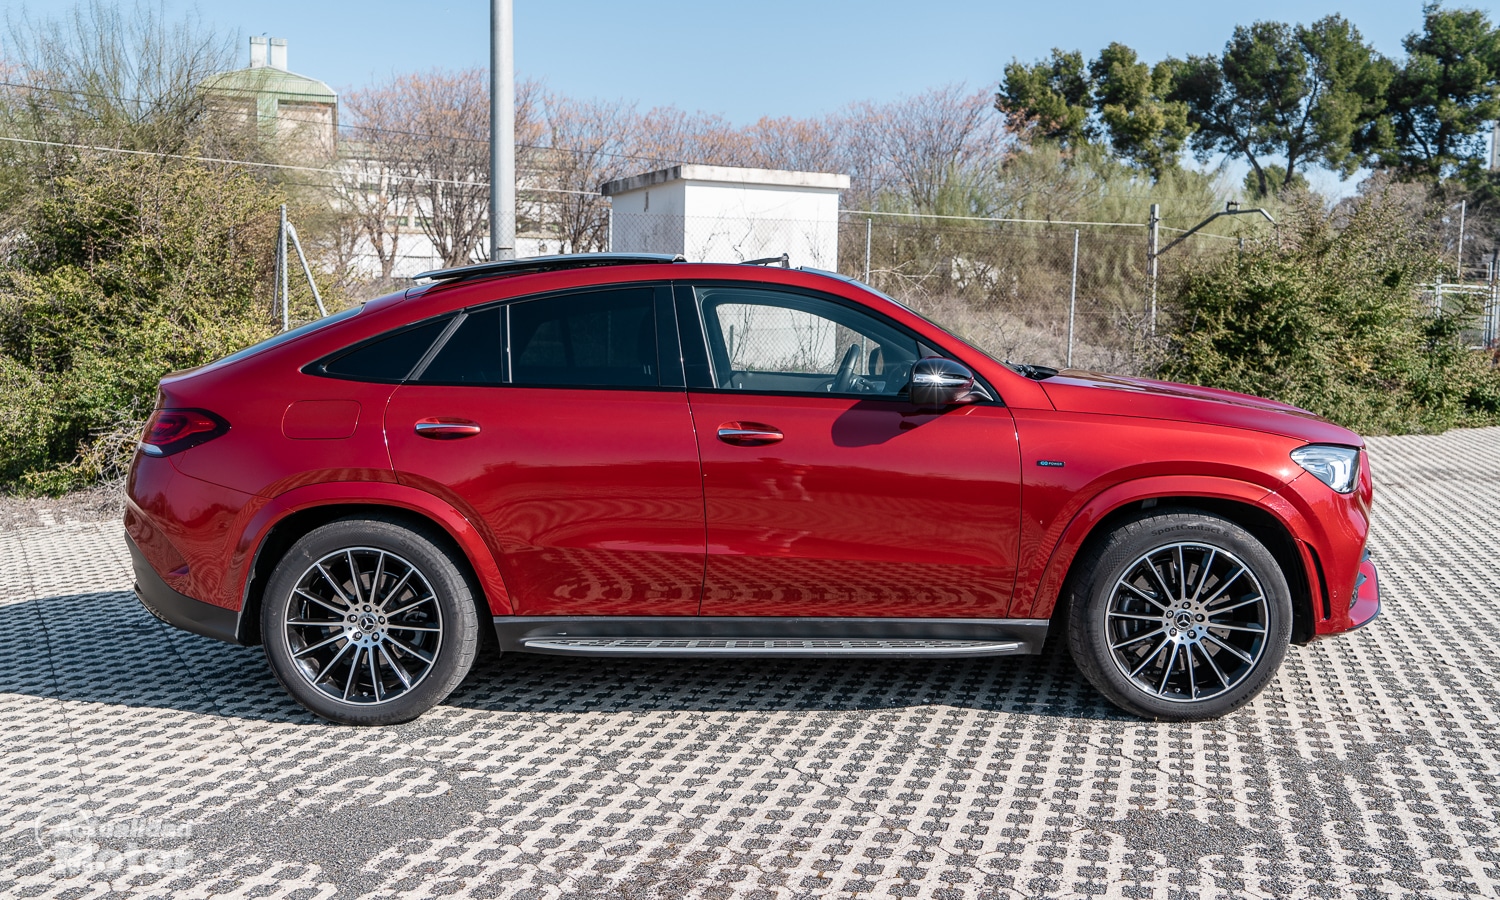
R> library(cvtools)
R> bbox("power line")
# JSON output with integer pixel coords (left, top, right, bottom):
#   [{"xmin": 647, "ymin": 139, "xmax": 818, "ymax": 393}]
[
  {"xmin": 0, "ymin": 77, "xmax": 725, "ymax": 170},
  {"xmin": 0, "ymin": 78, "xmax": 911, "ymax": 193},
  {"xmin": 0, "ymin": 135, "xmax": 605, "ymax": 195},
  {"xmin": 0, "ymin": 136, "xmax": 1176, "ymax": 230}
]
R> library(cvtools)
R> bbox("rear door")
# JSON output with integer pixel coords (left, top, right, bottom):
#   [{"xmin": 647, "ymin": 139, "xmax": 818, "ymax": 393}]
[{"xmin": 385, "ymin": 284, "xmax": 705, "ymax": 616}]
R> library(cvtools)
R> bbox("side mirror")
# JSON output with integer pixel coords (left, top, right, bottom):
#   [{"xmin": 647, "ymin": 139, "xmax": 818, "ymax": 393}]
[{"xmin": 910, "ymin": 357, "xmax": 977, "ymax": 407}]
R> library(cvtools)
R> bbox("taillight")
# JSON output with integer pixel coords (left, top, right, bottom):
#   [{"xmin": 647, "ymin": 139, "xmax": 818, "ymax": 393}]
[{"xmin": 139, "ymin": 409, "xmax": 229, "ymax": 457}]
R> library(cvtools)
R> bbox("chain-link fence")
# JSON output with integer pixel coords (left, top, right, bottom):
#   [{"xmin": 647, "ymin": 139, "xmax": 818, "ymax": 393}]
[
  {"xmin": 1421, "ymin": 280, "xmax": 1500, "ymax": 352},
  {"xmin": 840, "ymin": 214, "xmax": 1146, "ymax": 371},
  {"xmin": 603, "ymin": 207, "xmax": 1233, "ymax": 372}
]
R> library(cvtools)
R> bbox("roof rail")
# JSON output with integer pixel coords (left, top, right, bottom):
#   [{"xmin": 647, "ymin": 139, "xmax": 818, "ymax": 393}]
[{"xmin": 413, "ymin": 252, "xmax": 685, "ymax": 283}]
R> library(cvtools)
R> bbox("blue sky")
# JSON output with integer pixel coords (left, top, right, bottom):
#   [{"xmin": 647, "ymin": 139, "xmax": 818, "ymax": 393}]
[
  {"xmin": 19, "ymin": 0, "xmax": 1493, "ymax": 196},
  {"xmin": 161, "ymin": 0, "xmax": 1495, "ymax": 124}
]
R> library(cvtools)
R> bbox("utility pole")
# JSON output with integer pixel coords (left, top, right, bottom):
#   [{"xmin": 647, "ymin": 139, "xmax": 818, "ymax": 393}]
[{"xmin": 490, "ymin": 0, "xmax": 516, "ymax": 261}]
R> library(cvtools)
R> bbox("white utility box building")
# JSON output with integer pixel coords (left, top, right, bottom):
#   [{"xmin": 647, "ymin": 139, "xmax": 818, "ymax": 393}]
[{"xmin": 600, "ymin": 165, "xmax": 850, "ymax": 268}]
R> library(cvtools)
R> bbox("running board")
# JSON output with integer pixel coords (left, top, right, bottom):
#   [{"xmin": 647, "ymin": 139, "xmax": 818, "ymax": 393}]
[
  {"xmin": 521, "ymin": 637, "xmax": 1024, "ymax": 658},
  {"xmin": 494, "ymin": 617, "xmax": 1048, "ymax": 659}
]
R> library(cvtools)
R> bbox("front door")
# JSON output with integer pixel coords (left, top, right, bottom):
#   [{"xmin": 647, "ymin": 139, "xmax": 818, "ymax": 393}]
[
  {"xmin": 681, "ymin": 283, "xmax": 1023, "ymax": 619},
  {"xmin": 386, "ymin": 285, "xmax": 705, "ymax": 616}
]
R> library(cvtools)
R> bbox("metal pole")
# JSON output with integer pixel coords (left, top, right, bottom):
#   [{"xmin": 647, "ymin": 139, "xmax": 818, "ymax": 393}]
[
  {"xmin": 1456, "ymin": 199, "xmax": 1466, "ymax": 280},
  {"xmin": 606, "ymin": 206, "xmax": 613, "ymax": 252},
  {"xmin": 1147, "ymin": 203, "xmax": 1160, "ymax": 335},
  {"xmin": 279, "ymin": 203, "xmax": 289, "ymax": 332},
  {"xmin": 272, "ymin": 207, "xmax": 282, "ymax": 326},
  {"xmin": 1067, "ymin": 229, "xmax": 1079, "ymax": 368},
  {"xmin": 490, "ymin": 0, "xmax": 515, "ymax": 261},
  {"xmin": 286, "ymin": 222, "xmax": 327, "ymax": 317},
  {"xmin": 864, "ymin": 217, "xmax": 872, "ymax": 283}
]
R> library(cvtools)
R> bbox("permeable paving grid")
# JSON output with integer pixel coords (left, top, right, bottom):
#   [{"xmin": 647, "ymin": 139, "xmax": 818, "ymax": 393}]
[{"xmin": 2, "ymin": 427, "xmax": 1499, "ymax": 898}]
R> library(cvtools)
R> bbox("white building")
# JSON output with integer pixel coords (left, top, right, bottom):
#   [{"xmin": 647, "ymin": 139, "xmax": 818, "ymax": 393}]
[{"xmin": 601, "ymin": 165, "xmax": 850, "ymax": 268}]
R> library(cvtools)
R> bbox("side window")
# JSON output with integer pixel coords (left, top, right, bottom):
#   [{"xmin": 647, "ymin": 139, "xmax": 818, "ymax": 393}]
[
  {"xmin": 694, "ymin": 286, "xmax": 920, "ymax": 397},
  {"xmin": 414, "ymin": 308, "xmax": 503, "ymax": 384},
  {"xmin": 319, "ymin": 316, "xmax": 452, "ymax": 382},
  {"xmin": 509, "ymin": 287, "xmax": 658, "ymax": 388}
]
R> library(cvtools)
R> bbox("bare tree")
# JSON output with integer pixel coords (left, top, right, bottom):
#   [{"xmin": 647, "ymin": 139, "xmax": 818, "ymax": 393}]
[
  {"xmin": 842, "ymin": 85, "xmax": 1009, "ymax": 213},
  {"xmin": 3, "ymin": 0, "xmax": 240, "ymax": 155},
  {"xmin": 528, "ymin": 93, "xmax": 639, "ymax": 252},
  {"xmin": 342, "ymin": 69, "xmax": 540, "ymax": 269},
  {"xmin": 392, "ymin": 68, "xmax": 490, "ymax": 268},
  {"xmin": 631, "ymin": 106, "xmax": 753, "ymax": 168},
  {"xmin": 336, "ymin": 84, "xmax": 410, "ymax": 281},
  {"xmin": 745, "ymin": 115, "xmax": 845, "ymax": 173}
]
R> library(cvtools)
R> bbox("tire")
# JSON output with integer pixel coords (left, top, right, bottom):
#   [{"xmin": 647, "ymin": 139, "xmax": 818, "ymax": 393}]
[
  {"xmin": 261, "ymin": 516, "xmax": 480, "ymax": 725},
  {"xmin": 1064, "ymin": 509, "xmax": 1292, "ymax": 720}
]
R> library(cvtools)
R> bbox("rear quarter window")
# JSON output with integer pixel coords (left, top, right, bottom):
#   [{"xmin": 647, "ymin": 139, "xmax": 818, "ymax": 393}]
[{"xmin": 317, "ymin": 316, "xmax": 453, "ymax": 382}]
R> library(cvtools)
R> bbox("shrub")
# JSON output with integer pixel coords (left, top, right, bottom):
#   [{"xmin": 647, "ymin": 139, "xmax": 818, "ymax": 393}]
[
  {"xmin": 1159, "ymin": 188, "xmax": 1500, "ymax": 435},
  {"xmin": 0, "ymin": 153, "xmax": 281, "ymax": 493}
]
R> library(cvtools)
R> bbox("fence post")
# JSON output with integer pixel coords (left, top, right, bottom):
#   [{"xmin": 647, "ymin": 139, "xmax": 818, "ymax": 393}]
[
  {"xmin": 1457, "ymin": 199, "xmax": 1466, "ymax": 280},
  {"xmin": 864, "ymin": 217, "xmax": 872, "ymax": 284},
  {"xmin": 1147, "ymin": 203, "xmax": 1160, "ymax": 335},
  {"xmin": 606, "ymin": 206, "xmax": 613, "ymax": 253},
  {"xmin": 1491, "ymin": 248, "xmax": 1500, "ymax": 348},
  {"xmin": 1067, "ymin": 229, "xmax": 1079, "ymax": 368},
  {"xmin": 278, "ymin": 203, "xmax": 289, "ymax": 332}
]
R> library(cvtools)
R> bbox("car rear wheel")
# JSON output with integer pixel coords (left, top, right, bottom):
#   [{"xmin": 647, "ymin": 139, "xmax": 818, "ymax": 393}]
[
  {"xmin": 1065, "ymin": 509, "xmax": 1292, "ymax": 720},
  {"xmin": 261, "ymin": 516, "xmax": 479, "ymax": 725}
]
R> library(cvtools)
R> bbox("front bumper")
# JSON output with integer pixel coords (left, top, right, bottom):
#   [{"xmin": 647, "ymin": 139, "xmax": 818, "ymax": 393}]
[
  {"xmin": 1346, "ymin": 551, "xmax": 1381, "ymax": 633},
  {"xmin": 127, "ymin": 533, "xmax": 244, "ymax": 644}
]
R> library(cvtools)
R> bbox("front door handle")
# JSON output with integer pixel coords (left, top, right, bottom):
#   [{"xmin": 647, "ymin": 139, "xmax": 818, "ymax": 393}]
[
  {"xmin": 415, "ymin": 418, "xmax": 481, "ymax": 439},
  {"xmin": 717, "ymin": 422, "xmax": 783, "ymax": 446}
]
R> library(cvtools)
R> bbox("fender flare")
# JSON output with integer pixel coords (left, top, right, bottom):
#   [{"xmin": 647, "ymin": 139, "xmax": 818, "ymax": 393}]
[
  {"xmin": 231, "ymin": 482, "xmax": 514, "ymax": 634},
  {"xmin": 1021, "ymin": 474, "xmax": 1313, "ymax": 619}
]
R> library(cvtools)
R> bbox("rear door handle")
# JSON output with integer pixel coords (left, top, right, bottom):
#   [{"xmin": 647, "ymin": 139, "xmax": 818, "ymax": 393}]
[
  {"xmin": 415, "ymin": 418, "xmax": 481, "ymax": 439},
  {"xmin": 716, "ymin": 422, "xmax": 783, "ymax": 446}
]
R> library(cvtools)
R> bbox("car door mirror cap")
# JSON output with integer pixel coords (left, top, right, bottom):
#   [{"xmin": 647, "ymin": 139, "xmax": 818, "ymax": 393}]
[{"xmin": 909, "ymin": 357, "xmax": 979, "ymax": 407}]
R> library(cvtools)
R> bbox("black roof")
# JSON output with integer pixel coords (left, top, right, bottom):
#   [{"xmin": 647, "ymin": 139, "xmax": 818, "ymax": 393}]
[{"xmin": 413, "ymin": 253, "xmax": 685, "ymax": 283}]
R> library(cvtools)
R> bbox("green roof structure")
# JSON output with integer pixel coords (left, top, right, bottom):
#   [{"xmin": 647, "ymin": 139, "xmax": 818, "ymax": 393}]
[{"xmin": 199, "ymin": 38, "xmax": 337, "ymax": 147}]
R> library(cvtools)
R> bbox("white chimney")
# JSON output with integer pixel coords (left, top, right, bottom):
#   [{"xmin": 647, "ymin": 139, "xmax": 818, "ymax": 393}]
[
  {"xmin": 269, "ymin": 37, "xmax": 287, "ymax": 70},
  {"xmin": 249, "ymin": 35, "xmax": 268, "ymax": 68}
]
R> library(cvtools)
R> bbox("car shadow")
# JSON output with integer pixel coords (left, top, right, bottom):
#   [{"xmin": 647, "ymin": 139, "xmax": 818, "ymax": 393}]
[{"xmin": 0, "ymin": 592, "xmax": 1133, "ymax": 724}]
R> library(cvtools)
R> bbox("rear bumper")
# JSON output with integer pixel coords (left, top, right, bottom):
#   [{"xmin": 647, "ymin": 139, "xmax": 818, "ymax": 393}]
[{"xmin": 127, "ymin": 533, "xmax": 244, "ymax": 644}]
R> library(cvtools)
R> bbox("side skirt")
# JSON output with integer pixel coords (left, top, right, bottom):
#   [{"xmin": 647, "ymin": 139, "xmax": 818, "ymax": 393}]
[{"xmin": 492, "ymin": 616, "xmax": 1049, "ymax": 659}]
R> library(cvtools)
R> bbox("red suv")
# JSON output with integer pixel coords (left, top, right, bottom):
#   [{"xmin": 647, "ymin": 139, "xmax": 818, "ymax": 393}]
[{"xmin": 124, "ymin": 254, "xmax": 1380, "ymax": 724}]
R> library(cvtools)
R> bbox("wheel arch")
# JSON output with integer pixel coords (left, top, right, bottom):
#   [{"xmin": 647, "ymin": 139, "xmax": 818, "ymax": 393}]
[
  {"xmin": 1032, "ymin": 480, "xmax": 1320, "ymax": 644},
  {"xmin": 234, "ymin": 487, "xmax": 512, "ymax": 645}
]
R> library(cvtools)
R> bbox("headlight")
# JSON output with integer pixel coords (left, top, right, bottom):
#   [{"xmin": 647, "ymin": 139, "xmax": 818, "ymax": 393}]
[{"xmin": 1290, "ymin": 445, "xmax": 1360, "ymax": 493}]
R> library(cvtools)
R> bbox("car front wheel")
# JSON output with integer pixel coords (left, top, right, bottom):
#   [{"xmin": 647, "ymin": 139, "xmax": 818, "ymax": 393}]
[
  {"xmin": 261, "ymin": 516, "xmax": 480, "ymax": 725},
  {"xmin": 1065, "ymin": 509, "xmax": 1292, "ymax": 720}
]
